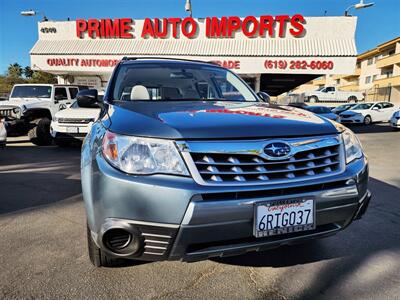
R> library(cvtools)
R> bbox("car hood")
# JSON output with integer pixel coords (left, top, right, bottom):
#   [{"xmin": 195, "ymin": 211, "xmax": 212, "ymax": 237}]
[
  {"xmin": 55, "ymin": 107, "xmax": 101, "ymax": 119},
  {"xmin": 0, "ymin": 98, "xmax": 49, "ymax": 109},
  {"xmin": 320, "ymin": 113, "xmax": 338, "ymax": 119},
  {"xmin": 102, "ymin": 101, "xmax": 339, "ymax": 139},
  {"xmin": 340, "ymin": 110, "xmax": 364, "ymax": 116}
]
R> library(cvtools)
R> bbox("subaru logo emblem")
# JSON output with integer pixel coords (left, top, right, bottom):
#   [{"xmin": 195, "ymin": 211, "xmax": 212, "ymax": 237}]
[{"xmin": 264, "ymin": 142, "xmax": 291, "ymax": 159}]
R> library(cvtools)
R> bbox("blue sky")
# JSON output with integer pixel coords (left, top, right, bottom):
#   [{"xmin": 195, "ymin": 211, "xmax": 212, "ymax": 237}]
[{"xmin": 0, "ymin": 0, "xmax": 399, "ymax": 74}]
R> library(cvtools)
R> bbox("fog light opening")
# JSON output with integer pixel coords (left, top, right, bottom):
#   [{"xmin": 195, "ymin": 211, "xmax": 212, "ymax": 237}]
[{"xmin": 104, "ymin": 229, "xmax": 132, "ymax": 251}]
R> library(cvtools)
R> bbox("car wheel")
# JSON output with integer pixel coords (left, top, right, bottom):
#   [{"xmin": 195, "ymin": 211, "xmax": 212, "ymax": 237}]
[
  {"xmin": 309, "ymin": 96, "xmax": 318, "ymax": 103},
  {"xmin": 87, "ymin": 223, "xmax": 129, "ymax": 268},
  {"xmin": 28, "ymin": 118, "xmax": 52, "ymax": 146},
  {"xmin": 348, "ymin": 96, "xmax": 358, "ymax": 103},
  {"xmin": 364, "ymin": 115, "xmax": 372, "ymax": 125}
]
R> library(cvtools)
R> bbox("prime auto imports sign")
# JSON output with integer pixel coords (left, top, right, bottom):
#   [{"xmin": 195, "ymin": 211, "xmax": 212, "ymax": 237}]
[{"xmin": 75, "ymin": 15, "xmax": 306, "ymax": 39}]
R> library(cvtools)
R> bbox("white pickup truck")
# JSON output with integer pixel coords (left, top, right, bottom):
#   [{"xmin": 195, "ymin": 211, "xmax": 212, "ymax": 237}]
[
  {"xmin": 0, "ymin": 84, "xmax": 88, "ymax": 145},
  {"xmin": 303, "ymin": 86, "xmax": 364, "ymax": 103}
]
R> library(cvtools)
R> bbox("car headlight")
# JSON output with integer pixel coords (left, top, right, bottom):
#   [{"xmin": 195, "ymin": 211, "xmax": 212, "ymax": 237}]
[
  {"xmin": 102, "ymin": 131, "xmax": 189, "ymax": 176},
  {"xmin": 12, "ymin": 107, "xmax": 20, "ymax": 114},
  {"xmin": 342, "ymin": 128, "xmax": 363, "ymax": 164}
]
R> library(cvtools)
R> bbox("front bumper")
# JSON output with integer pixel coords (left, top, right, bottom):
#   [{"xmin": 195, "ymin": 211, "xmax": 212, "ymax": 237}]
[
  {"xmin": 0, "ymin": 125, "xmax": 6, "ymax": 147},
  {"xmin": 340, "ymin": 115, "xmax": 364, "ymax": 124},
  {"xmin": 84, "ymin": 153, "xmax": 370, "ymax": 262},
  {"xmin": 51, "ymin": 121, "xmax": 92, "ymax": 140},
  {"xmin": 390, "ymin": 119, "xmax": 400, "ymax": 128}
]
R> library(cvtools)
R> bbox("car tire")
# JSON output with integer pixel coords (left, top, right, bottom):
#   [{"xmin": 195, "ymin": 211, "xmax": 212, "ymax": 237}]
[
  {"xmin": 54, "ymin": 138, "xmax": 71, "ymax": 148},
  {"xmin": 364, "ymin": 115, "xmax": 372, "ymax": 125},
  {"xmin": 348, "ymin": 96, "xmax": 358, "ymax": 103},
  {"xmin": 87, "ymin": 223, "xmax": 129, "ymax": 268},
  {"xmin": 28, "ymin": 118, "xmax": 52, "ymax": 146},
  {"xmin": 309, "ymin": 96, "xmax": 318, "ymax": 103}
]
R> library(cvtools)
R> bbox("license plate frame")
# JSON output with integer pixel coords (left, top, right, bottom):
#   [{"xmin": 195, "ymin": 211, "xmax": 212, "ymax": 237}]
[
  {"xmin": 66, "ymin": 126, "xmax": 79, "ymax": 134},
  {"xmin": 253, "ymin": 198, "xmax": 316, "ymax": 238}
]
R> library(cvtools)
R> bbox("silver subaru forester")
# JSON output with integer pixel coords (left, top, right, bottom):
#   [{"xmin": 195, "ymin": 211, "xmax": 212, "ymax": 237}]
[{"xmin": 79, "ymin": 58, "xmax": 371, "ymax": 267}]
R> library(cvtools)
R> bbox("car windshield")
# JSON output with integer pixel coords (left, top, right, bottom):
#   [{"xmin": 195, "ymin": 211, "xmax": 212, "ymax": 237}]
[
  {"xmin": 307, "ymin": 106, "xmax": 331, "ymax": 114},
  {"xmin": 11, "ymin": 86, "xmax": 52, "ymax": 98},
  {"xmin": 336, "ymin": 104, "xmax": 352, "ymax": 110},
  {"xmin": 111, "ymin": 63, "xmax": 257, "ymax": 102},
  {"xmin": 352, "ymin": 103, "xmax": 373, "ymax": 110}
]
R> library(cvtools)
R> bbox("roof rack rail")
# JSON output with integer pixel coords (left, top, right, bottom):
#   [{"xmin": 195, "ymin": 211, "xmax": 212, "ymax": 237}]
[{"xmin": 120, "ymin": 56, "xmax": 218, "ymax": 65}]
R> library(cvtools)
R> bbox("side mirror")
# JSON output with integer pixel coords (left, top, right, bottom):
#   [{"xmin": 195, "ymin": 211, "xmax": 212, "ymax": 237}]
[
  {"xmin": 372, "ymin": 107, "xmax": 379, "ymax": 110},
  {"xmin": 77, "ymin": 89, "xmax": 99, "ymax": 108},
  {"xmin": 257, "ymin": 91, "xmax": 271, "ymax": 103},
  {"xmin": 54, "ymin": 94, "xmax": 64, "ymax": 102}
]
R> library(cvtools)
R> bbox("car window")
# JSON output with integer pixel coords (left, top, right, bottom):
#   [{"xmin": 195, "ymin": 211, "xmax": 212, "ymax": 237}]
[
  {"xmin": 69, "ymin": 88, "xmax": 79, "ymax": 99},
  {"xmin": 352, "ymin": 103, "xmax": 373, "ymax": 110},
  {"xmin": 373, "ymin": 103, "xmax": 383, "ymax": 109},
  {"xmin": 55, "ymin": 88, "xmax": 68, "ymax": 100},
  {"xmin": 308, "ymin": 107, "xmax": 331, "ymax": 114},
  {"xmin": 383, "ymin": 103, "xmax": 394, "ymax": 109},
  {"xmin": 111, "ymin": 63, "xmax": 257, "ymax": 102},
  {"xmin": 325, "ymin": 87, "xmax": 335, "ymax": 92},
  {"xmin": 10, "ymin": 85, "xmax": 52, "ymax": 98}
]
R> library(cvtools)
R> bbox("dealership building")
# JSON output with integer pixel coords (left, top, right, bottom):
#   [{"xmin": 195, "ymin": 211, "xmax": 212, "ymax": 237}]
[{"xmin": 30, "ymin": 15, "xmax": 358, "ymax": 96}]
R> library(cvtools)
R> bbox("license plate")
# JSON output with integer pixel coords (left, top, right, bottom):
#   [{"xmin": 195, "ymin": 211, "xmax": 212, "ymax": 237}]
[
  {"xmin": 254, "ymin": 198, "xmax": 315, "ymax": 238},
  {"xmin": 66, "ymin": 127, "xmax": 79, "ymax": 133}
]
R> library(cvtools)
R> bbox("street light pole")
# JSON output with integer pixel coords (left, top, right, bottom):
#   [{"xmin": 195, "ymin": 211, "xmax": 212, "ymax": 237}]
[
  {"xmin": 345, "ymin": 0, "xmax": 374, "ymax": 16},
  {"xmin": 185, "ymin": 0, "xmax": 193, "ymax": 17},
  {"xmin": 20, "ymin": 9, "xmax": 48, "ymax": 21}
]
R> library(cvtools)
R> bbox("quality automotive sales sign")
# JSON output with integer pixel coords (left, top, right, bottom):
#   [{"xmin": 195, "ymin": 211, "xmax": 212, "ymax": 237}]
[{"xmin": 75, "ymin": 15, "xmax": 305, "ymax": 39}]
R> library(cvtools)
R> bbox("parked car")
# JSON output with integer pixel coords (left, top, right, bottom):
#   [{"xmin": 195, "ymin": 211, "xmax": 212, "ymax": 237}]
[
  {"xmin": 304, "ymin": 106, "xmax": 340, "ymax": 122},
  {"xmin": 390, "ymin": 110, "xmax": 400, "ymax": 130},
  {"xmin": 80, "ymin": 58, "xmax": 370, "ymax": 267},
  {"xmin": 303, "ymin": 86, "xmax": 364, "ymax": 103},
  {"xmin": 332, "ymin": 104, "xmax": 357, "ymax": 115},
  {"xmin": 0, "ymin": 84, "xmax": 88, "ymax": 145},
  {"xmin": 51, "ymin": 96, "xmax": 102, "ymax": 147},
  {"xmin": 339, "ymin": 102, "xmax": 397, "ymax": 125},
  {"xmin": 287, "ymin": 102, "xmax": 308, "ymax": 109},
  {"xmin": 0, "ymin": 117, "xmax": 6, "ymax": 149}
]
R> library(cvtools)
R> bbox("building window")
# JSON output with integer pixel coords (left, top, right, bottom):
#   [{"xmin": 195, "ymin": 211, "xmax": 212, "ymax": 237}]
[
  {"xmin": 385, "ymin": 71, "xmax": 393, "ymax": 78},
  {"xmin": 367, "ymin": 58, "xmax": 374, "ymax": 65},
  {"xmin": 372, "ymin": 75, "xmax": 378, "ymax": 81},
  {"xmin": 388, "ymin": 49, "xmax": 395, "ymax": 56},
  {"xmin": 365, "ymin": 76, "xmax": 371, "ymax": 84}
]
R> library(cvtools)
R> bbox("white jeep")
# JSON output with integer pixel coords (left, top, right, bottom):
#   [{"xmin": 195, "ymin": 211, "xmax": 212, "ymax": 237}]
[{"xmin": 0, "ymin": 84, "xmax": 88, "ymax": 145}]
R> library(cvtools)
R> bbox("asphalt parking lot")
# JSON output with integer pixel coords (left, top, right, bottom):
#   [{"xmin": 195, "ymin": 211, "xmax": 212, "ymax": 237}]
[{"xmin": 1, "ymin": 124, "xmax": 399, "ymax": 300}]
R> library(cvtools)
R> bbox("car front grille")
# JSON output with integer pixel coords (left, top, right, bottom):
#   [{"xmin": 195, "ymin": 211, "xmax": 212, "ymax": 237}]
[
  {"xmin": 58, "ymin": 118, "xmax": 94, "ymax": 124},
  {"xmin": 179, "ymin": 135, "xmax": 344, "ymax": 186},
  {"xmin": 0, "ymin": 108, "xmax": 15, "ymax": 118}
]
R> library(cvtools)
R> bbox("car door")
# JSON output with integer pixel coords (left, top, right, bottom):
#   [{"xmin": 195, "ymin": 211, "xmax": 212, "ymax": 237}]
[
  {"xmin": 370, "ymin": 103, "xmax": 384, "ymax": 121},
  {"xmin": 54, "ymin": 87, "xmax": 72, "ymax": 112},
  {"xmin": 324, "ymin": 87, "xmax": 336, "ymax": 101},
  {"xmin": 382, "ymin": 102, "xmax": 396, "ymax": 121}
]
